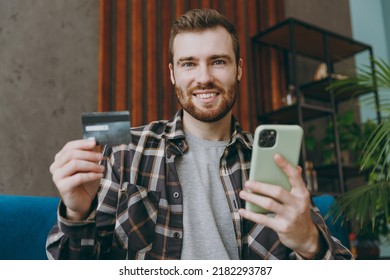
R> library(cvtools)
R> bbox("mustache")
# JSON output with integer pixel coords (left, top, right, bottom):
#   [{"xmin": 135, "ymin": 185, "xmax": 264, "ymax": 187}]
[{"xmin": 188, "ymin": 82, "xmax": 225, "ymax": 94}]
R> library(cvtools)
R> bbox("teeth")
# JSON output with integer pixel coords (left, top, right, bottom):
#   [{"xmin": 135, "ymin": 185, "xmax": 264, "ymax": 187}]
[{"xmin": 197, "ymin": 93, "xmax": 217, "ymax": 99}]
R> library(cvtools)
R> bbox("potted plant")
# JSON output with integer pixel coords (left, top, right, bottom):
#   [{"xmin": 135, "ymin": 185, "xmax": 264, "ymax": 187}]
[
  {"xmin": 320, "ymin": 109, "xmax": 377, "ymax": 166},
  {"xmin": 326, "ymin": 58, "xmax": 390, "ymax": 258}
]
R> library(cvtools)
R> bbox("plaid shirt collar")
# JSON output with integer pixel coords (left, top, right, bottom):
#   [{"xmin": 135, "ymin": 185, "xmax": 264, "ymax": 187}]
[{"xmin": 163, "ymin": 109, "xmax": 252, "ymax": 151}]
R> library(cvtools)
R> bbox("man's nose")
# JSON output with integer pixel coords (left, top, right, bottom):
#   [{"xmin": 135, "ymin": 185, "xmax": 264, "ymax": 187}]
[{"xmin": 196, "ymin": 64, "xmax": 214, "ymax": 85}]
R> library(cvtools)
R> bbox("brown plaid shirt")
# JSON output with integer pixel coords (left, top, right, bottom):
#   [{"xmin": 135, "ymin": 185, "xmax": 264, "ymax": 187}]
[{"xmin": 46, "ymin": 110, "xmax": 352, "ymax": 260}]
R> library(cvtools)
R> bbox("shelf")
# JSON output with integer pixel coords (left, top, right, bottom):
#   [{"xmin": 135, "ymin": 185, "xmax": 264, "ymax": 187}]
[
  {"xmin": 300, "ymin": 79, "xmax": 372, "ymax": 102},
  {"xmin": 300, "ymin": 80, "xmax": 333, "ymax": 102},
  {"xmin": 252, "ymin": 17, "xmax": 377, "ymax": 196},
  {"xmin": 252, "ymin": 18, "xmax": 371, "ymax": 62},
  {"xmin": 316, "ymin": 165, "xmax": 362, "ymax": 178},
  {"xmin": 258, "ymin": 103, "xmax": 334, "ymax": 123}
]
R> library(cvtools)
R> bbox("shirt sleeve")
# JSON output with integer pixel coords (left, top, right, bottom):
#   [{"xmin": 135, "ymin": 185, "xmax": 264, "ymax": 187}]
[
  {"xmin": 46, "ymin": 145, "xmax": 120, "ymax": 260},
  {"xmin": 291, "ymin": 206, "xmax": 353, "ymax": 260},
  {"xmin": 46, "ymin": 199, "xmax": 100, "ymax": 260}
]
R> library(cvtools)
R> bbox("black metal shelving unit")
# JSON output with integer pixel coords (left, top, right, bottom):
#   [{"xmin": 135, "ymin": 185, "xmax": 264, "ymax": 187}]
[{"xmin": 252, "ymin": 18, "xmax": 381, "ymax": 195}]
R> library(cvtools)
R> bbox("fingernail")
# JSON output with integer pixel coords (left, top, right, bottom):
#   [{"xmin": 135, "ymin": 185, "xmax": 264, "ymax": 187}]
[
  {"xmin": 239, "ymin": 190, "xmax": 247, "ymax": 198},
  {"xmin": 88, "ymin": 137, "xmax": 96, "ymax": 142}
]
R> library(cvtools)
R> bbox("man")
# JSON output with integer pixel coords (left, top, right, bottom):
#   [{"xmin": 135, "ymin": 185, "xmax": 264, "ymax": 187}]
[{"xmin": 47, "ymin": 9, "xmax": 352, "ymax": 260}]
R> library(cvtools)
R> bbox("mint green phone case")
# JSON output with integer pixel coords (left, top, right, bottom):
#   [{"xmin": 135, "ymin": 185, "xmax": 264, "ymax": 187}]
[{"xmin": 246, "ymin": 124, "xmax": 303, "ymax": 214}]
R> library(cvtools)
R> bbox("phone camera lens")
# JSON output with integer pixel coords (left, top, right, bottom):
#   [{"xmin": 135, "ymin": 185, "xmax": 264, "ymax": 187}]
[
  {"xmin": 268, "ymin": 135, "xmax": 275, "ymax": 143},
  {"xmin": 260, "ymin": 130, "xmax": 268, "ymax": 139},
  {"xmin": 259, "ymin": 139, "xmax": 267, "ymax": 147}
]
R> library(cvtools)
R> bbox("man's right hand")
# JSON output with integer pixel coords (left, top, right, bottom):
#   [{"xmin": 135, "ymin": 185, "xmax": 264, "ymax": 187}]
[{"xmin": 49, "ymin": 138, "xmax": 105, "ymax": 221}]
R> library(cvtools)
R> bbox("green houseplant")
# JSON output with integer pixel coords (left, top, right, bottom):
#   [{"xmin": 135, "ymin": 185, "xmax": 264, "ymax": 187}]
[
  {"xmin": 327, "ymin": 58, "xmax": 390, "ymax": 242},
  {"xmin": 320, "ymin": 109, "xmax": 377, "ymax": 166}
]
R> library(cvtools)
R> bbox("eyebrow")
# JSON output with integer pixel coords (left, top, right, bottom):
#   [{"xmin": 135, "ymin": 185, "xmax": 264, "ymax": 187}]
[
  {"xmin": 176, "ymin": 54, "xmax": 233, "ymax": 65},
  {"xmin": 176, "ymin": 56, "xmax": 196, "ymax": 65},
  {"xmin": 209, "ymin": 54, "xmax": 233, "ymax": 62}
]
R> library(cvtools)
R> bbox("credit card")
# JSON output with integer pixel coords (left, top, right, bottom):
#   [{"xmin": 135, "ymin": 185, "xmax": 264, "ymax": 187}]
[{"xmin": 81, "ymin": 111, "xmax": 131, "ymax": 146}]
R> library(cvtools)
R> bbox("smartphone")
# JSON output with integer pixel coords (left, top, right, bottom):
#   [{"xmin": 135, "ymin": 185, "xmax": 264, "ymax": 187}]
[{"xmin": 245, "ymin": 124, "xmax": 303, "ymax": 214}]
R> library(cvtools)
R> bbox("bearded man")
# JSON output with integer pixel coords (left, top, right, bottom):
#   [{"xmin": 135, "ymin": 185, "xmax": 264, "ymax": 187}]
[{"xmin": 47, "ymin": 8, "xmax": 352, "ymax": 260}]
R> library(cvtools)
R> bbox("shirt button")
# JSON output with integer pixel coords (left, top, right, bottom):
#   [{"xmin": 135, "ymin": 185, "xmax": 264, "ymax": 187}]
[
  {"xmin": 173, "ymin": 192, "xmax": 180, "ymax": 199},
  {"xmin": 173, "ymin": 232, "xmax": 181, "ymax": 239}
]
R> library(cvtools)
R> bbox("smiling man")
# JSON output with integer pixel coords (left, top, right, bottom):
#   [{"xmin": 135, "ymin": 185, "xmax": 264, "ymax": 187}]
[
  {"xmin": 169, "ymin": 25, "xmax": 241, "ymax": 127},
  {"xmin": 46, "ymin": 9, "xmax": 352, "ymax": 260}
]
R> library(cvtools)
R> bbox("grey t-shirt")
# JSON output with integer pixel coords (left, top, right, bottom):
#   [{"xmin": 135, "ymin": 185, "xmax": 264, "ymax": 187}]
[{"xmin": 175, "ymin": 132, "xmax": 239, "ymax": 260}]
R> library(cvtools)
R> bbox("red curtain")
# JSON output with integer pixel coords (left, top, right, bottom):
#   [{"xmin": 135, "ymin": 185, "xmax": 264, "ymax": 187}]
[{"xmin": 98, "ymin": 0, "xmax": 285, "ymax": 131}]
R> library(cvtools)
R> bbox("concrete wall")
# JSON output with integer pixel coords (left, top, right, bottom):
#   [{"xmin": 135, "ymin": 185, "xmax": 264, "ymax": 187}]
[
  {"xmin": 0, "ymin": 0, "xmax": 99, "ymax": 196},
  {"xmin": 284, "ymin": 0, "xmax": 352, "ymax": 35}
]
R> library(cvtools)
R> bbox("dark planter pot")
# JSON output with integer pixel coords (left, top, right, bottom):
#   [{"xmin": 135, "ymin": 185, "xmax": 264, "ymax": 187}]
[{"xmin": 356, "ymin": 239, "xmax": 380, "ymax": 260}]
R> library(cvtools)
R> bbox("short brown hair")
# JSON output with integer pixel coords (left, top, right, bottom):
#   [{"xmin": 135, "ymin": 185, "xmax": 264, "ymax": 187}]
[{"xmin": 169, "ymin": 9, "xmax": 240, "ymax": 65}]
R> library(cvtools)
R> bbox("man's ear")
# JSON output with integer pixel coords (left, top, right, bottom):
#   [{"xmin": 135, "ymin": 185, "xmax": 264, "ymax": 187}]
[
  {"xmin": 237, "ymin": 58, "xmax": 243, "ymax": 83},
  {"xmin": 169, "ymin": 63, "xmax": 175, "ymax": 85}
]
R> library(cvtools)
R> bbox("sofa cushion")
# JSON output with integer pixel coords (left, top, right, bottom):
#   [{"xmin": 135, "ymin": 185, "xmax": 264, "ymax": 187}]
[{"xmin": 0, "ymin": 195, "xmax": 60, "ymax": 260}]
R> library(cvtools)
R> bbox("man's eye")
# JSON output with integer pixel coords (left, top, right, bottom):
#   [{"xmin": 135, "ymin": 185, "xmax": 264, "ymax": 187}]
[
  {"xmin": 214, "ymin": 60, "xmax": 226, "ymax": 65},
  {"xmin": 182, "ymin": 62, "xmax": 194, "ymax": 67}
]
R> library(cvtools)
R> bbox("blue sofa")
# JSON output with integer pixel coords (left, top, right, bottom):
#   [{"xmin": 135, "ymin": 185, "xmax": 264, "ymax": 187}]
[
  {"xmin": 0, "ymin": 195, "xmax": 60, "ymax": 260},
  {"xmin": 0, "ymin": 194, "xmax": 348, "ymax": 259},
  {"xmin": 312, "ymin": 194, "xmax": 349, "ymax": 248}
]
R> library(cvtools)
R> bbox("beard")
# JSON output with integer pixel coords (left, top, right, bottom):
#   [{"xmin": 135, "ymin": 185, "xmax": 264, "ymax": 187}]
[{"xmin": 174, "ymin": 80, "xmax": 239, "ymax": 123}]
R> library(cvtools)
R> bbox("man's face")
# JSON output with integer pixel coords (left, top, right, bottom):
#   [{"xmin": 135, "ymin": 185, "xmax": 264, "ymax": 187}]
[{"xmin": 169, "ymin": 26, "xmax": 243, "ymax": 122}]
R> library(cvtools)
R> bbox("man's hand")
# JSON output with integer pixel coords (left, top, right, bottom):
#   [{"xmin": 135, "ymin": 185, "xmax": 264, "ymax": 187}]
[
  {"xmin": 49, "ymin": 139, "xmax": 105, "ymax": 221},
  {"xmin": 238, "ymin": 153, "xmax": 320, "ymax": 259}
]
